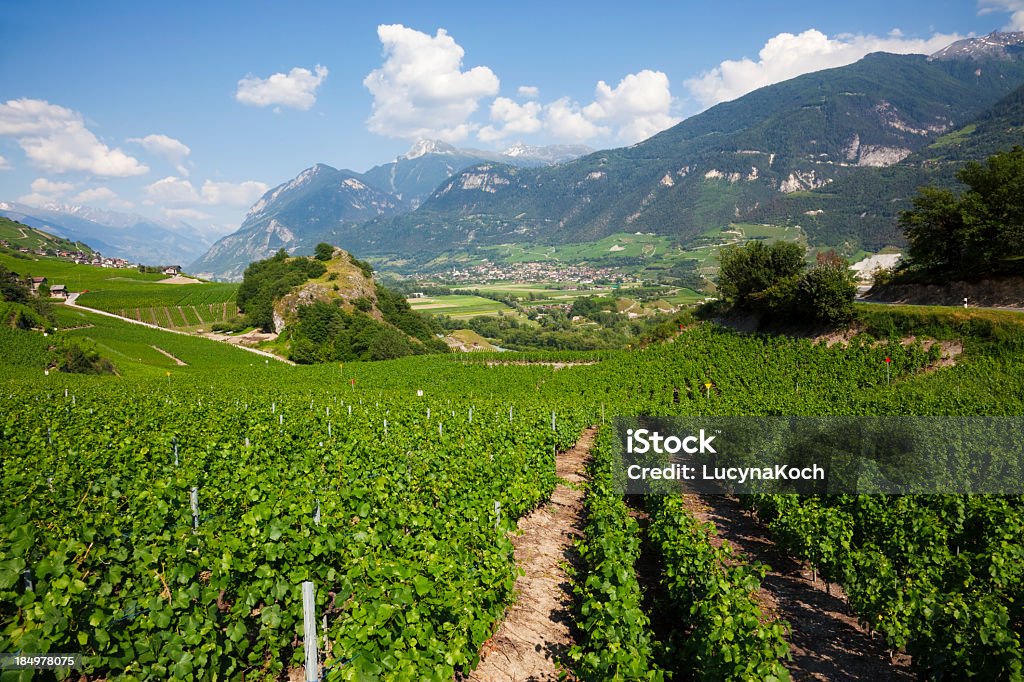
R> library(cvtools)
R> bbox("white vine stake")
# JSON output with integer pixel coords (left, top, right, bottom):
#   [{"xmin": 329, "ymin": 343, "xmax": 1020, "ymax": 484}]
[
  {"xmin": 493, "ymin": 500, "xmax": 501, "ymax": 529},
  {"xmin": 313, "ymin": 500, "xmax": 321, "ymax": 526},
  {"xmin": 509, "ymin": 406, "xmax": 513, "ymax": 423},
  {"xmin": 383, "ymin": 419, "xmax": 387, "ymax": 437},
  {"xmin": 190, "ymin": 487, "xmax": 199, "ymax": 529},
  {"xmin": 301, "ymin": 581, "xmax": 319, "ymax": 682}
]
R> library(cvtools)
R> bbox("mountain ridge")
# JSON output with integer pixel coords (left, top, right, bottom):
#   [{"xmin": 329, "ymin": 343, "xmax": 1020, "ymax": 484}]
[
  {"xmin": 345, "ymin": 47, "xmax": 1024, "ymax": 260},
  {"xmin": 0, "ymin": 201, "xmax": 210, "ymax": 265},
  {"xmin": 192, "ymin": 35, "xmax": 1024, "ymax": 280}
]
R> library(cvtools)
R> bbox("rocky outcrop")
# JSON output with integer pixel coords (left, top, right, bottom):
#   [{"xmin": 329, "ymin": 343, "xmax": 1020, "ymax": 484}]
[{"xmin": 271, "ymin": 249, "xmax": 379, "ymax": 333}]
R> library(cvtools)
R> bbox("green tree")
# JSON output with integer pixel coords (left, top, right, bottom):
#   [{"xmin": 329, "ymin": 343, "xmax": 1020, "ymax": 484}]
[
  {"xmin": 0, "ymin": 265, "xmax": 31, "ymax": 303},
  {"xmin": 718, "ymin": 240, "xmax": 806, "ymax": 307},
  {"xmin": 52, "ymin": 340, "xmax": 116, "ymax": 374},
  {"xmin": 796, "ymin": 260, "xmax": 857, "ymax": 324},
  {"xmin": 368, "ymin": 326, "xmax": 414, "ymax": 360},
  {"xmin": 899, "ymin": 146, "xmax": 1024, "ymax": 277},
  {"xmin": 314, "ymin": 242, "xmax": 335, "ymax": 261}
]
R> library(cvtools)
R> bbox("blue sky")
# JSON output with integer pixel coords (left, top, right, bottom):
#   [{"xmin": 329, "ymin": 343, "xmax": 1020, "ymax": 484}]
[{"xmin": 1, "ymin": 0, "xmax": 1021, "ymax": 237}]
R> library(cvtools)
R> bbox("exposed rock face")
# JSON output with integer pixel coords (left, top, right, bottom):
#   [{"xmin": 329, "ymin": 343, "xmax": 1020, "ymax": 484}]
[
  {"xmin": 704, "ymin": 169, "xmax": 742, "ymax": 183},
  {"xmin": 271, "ymin": 248, "xmax": 379, "ymax": 333},
  {"xmin": 779, "ymin": 170, "xmax": 829, "ymax": 193},
  {"xmin": 857, "ymin": 146, "xmax": 912, "ymax": 167}
]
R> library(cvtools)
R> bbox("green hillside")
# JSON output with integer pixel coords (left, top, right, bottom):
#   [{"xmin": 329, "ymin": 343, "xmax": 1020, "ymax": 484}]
[
  {"xmin": 0, "ymin": 216, "xmax": 94, "ymax": 256},
  {"xmin": 753, "ymin": 82, "xmax": 1024, "ymax": 250},
  {"xmin": 346, "ymin": 52, "xmax": 1024, "ymax": 261}
]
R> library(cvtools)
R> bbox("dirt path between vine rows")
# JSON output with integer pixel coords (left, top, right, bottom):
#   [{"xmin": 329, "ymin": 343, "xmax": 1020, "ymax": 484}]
[
  {"xmin": 150, "ymin": 345, "xmax": 187, "ymax": 365},
  {"xmin": 468, "ymin": 427, "xmax": 594, "ymax": 681},
  {"xmin": 684, "ymin": 494, "xmax": 914, "ymax": 681}
]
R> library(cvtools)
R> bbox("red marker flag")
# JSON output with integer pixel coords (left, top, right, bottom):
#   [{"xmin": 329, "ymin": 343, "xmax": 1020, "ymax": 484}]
[{"xmin": 884, "ymin": 357, "xmax": 891, "ymax": 364}]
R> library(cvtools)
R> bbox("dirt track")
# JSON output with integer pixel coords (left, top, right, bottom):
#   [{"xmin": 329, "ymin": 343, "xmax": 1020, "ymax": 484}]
[{"xmin": 469, "ymin": 428, "xmax": 594, "ymax": 681}]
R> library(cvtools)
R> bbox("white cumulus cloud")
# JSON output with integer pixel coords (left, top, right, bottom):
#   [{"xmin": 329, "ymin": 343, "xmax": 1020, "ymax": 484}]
[
  {"xmin": 162, "ymin": 207, "xmax": 212, "ymax": 222},
  {"xmin": 19, "ymin": 177, "xmax": 76, "ymax": 205},
  {"xmin": 144, "ymin": 176, "xmax": 200, "ymax": 206},
  {"xmin": 686, "ymin": 28, "xmax": 964, "ymax": 109},
  {"xmin": 492, "ymin": 69, "xmax": 677, "ymax": 145},
  {"xmin": 364, "ymin": 24, "xmax": 500, "ymax": 141},
  {"xmin": 583, "ymin": 70, "xmax": 680, "ymax": 143},
  {"xmin": 73, "ymin": 187, "xmax": 118, "ymax": 203},
  {"xmin": 979, "ymin": 0, "xmax": 1024, "ymax": 29},
  {"xmin": 0, "ymin": 154, "xmax": 10, "ymax": 170},
  {"xmin": 518, "ymin": 85, "xmax": 540, "ymax": 99},
  {"xmin": 236, "ymin": 65, "xmax": 328, "ymax": 111},
  {"xmin": 128, "ymin": 134, "xmax": 191, "ymax": 176},
  {"xmin": 30, "ymin": 177, "xmax": 75, "ymax": 196},
  {"xmin": 479, "ymin": 97, "xmax": 543, "ymax": 142},
  {"xmin": 200, "ymin": 180, "xmax": 268, "ymax": 207},
  {"xmin": 0, "ymin": 99, "xmax": 148, "ymax": 176},
  {"xmin": 145, "ymin": 176, "xmax": 268, "ymax": 208},
  {"xmin": 542, "ymin": 97, "xmax": 610, "ymax": 142}
]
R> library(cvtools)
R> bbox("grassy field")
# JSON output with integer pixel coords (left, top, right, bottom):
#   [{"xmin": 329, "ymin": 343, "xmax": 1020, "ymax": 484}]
[
  {"xmin": 0, "ymin": 252, "xmax": 169, "ymax": 290},
  {"xmin": 660, "ymin": 288, "xmax": 707, "ymax": 306},
  {"xmin": 472, "ymin": 282, "xmax": 619, "ymax": 306},
  {"xmin": 407, "ymin": 294, "xmax": 515, "ymax": 318}
]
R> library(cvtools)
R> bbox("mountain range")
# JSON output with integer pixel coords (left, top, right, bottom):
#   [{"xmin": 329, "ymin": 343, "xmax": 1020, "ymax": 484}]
[
  {"xmin": 0, "ymin": 202, "xmax": 212, "ymax": 265},
  {"xmin": 187, "ymin": 32, "xmax": 1024, "ymax": 281},
  {"xmin": 190, "ymin": 141, "xmax": 593, "ymax": 279}
]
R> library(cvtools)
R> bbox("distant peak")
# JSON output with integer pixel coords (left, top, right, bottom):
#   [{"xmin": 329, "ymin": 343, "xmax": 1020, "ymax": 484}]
[
  {"xmin": 401, "ymin": 139, "xmax": 458, "ymax": 160},
  {"xmin": 929, "ymin": 31, "xmax": 1024, "ymax": 61},
  {"xmin": 502, "ymin": 142, "xmax": 533, "ymax": 157},
  {"xmin": 307, "ymin": 162, "xmax": 336, "ymax": 175}
]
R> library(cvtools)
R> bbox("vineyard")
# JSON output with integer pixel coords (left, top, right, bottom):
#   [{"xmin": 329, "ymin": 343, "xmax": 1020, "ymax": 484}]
[
  {"xmin": 76, "ymin": 284, "xmax": 239, "ymax": 333},
  {"xmin": 2, "ymin": 315, "xmax": 1024, "ymax": 679}
]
